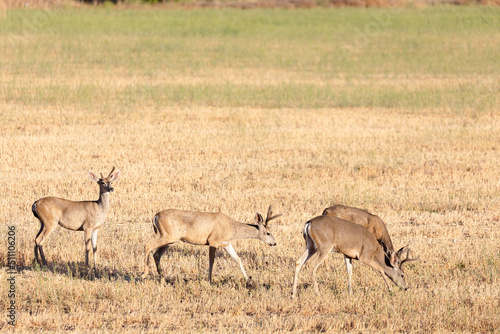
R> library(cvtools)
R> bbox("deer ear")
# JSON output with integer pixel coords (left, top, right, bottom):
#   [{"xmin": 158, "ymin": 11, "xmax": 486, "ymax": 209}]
[
  {"xmin": 389, "ymin": 252, "xmax": 398, "ymax": 267},
  {"xmin": 88, "ymin": 172, "xmax": 99, "ymax": 183},
  {"xmin": 110, "ymin": 170, "xmax": 121, "ymax": 182},
  {"xmin": 380, "ymin": 241, "xmax": 390, "ymax": 255},
  {"xmin": 254, "ymin": 212, "xmax": 264, "ymax": 225}
]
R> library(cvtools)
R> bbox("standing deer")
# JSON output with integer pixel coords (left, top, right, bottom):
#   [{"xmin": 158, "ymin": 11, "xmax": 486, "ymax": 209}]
[
  {"xmin": 142, "ymin": 205, "xmax": 282, "ymax": 283},
  {"xmin": 292, "ymin": 215, "xmax": 411, "ymax": 297},
  {"xmin": 32, "ymin": 167, "xmax": 120, "ymax": 270},
  {"xmin": 322, "ymin": 204, "xmax": 418, "ymax": 278}
]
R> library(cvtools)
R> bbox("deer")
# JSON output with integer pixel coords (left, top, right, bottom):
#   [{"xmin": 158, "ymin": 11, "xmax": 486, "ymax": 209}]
[
  {"xmin": 31, "ymin": 167, "xmax": 120, "ymax": 270},
  {"xmin": 292, "ymin": 215, "xmax": 413, "ymax": 297},
  {"xmin": 141, "ymin": 205, "xmax": 282, "ymax": 283},
  {"xmin": 322, "ymin": 204, "xmax": 418, "ymax": 277}
]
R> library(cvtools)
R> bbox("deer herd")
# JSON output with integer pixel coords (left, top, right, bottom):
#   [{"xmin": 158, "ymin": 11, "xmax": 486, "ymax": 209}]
[{"xmin": 32, "ymin": 167, "xmax": 418, "ymax": 297}]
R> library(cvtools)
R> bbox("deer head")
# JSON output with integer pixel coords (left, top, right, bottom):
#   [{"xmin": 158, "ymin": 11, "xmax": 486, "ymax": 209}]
[
  {"xmin": 255, "ymin": 205, "xmax": 282, "ymax": 246},
  {"xmin": 89, "ymin": 166, "xmax": 121, "ymax": 193}
]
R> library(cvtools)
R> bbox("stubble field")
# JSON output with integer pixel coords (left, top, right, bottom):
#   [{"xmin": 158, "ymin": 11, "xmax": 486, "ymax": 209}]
[{"xmin": 1, "ymin": 5, "xmax": 500, "ymax": 332}]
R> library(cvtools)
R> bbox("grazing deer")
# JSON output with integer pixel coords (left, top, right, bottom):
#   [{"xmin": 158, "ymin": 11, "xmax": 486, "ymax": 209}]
[
  {"xmin": 322, "ymin": 204, "xmax": 418, "ymax": 275},
  {"xmin": 292, "ymin": 215, "xmax": 413, "ymax": 297},
  {"xmin": 32, "ymin": 167, "xmax": 120, "ymax": 270},
  {"xmin": 142, "ymin": 205, "xmax": 282, "ymax": 283}
]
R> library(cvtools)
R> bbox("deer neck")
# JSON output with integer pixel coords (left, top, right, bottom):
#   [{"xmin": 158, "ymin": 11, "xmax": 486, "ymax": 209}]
[
  {"xmin": 96, "ymin": 190, "xmax": 110, "ymax": 213},
  {"xmin": 231, "ymin": 222, "xmax": 259, "ymax": 241},
  {"xmin": 375, "ymin": 248, "xmax": 391, "ymax": 270}
]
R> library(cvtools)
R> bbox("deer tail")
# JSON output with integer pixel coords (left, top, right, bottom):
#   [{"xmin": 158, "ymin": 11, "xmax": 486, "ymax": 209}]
[
  {"xmin": 303, "ymin": 220, "xmax": 317, "ymax": 250},
  {"xmin": 152, "ymin": 214, "xmax": 159, "ymax": 235},
  {"xmin": 32, "ymin": 201, "xmax": 40, "ymax": 220}
]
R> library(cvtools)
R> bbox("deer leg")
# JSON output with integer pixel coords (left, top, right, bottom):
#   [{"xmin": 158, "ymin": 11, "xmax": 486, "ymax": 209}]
[
  {"xmin": 292, "ymin": 246, "xmax": 317, "ymax": 298},
  {"xmin": 153, "ymin": 245, "xmax": 169, "ymax": 277},
  {"xmin": 223, "ymin": 244, "xmax": 248, "ymax": 281},
  {"xmin": 142, "ymin": 238, "xmax": 172, "ymax": 279},
  {"xmin": 91, "ymin": 229, "xmax": 99, "ymax": 270},
  {"xmin": 84, "ymin": 229, "xmax": 93, "ymax": 269},
  {"xmin": 34, "ymin": 224, "xmax": 44, "ymax": 265},
  {"xmin": 208, "ymin": 246, "xmax": 216, "ymax": 283},
  {"xmin": 34, "ymin": 222, "xmax": 57, "ymax": 266},
  {"xmin": 38, "ymin": 246, "xmax": 47, "ymax": 266},
  {"xmin": 311, "ymin": 248, "xmax": 332, "ymax": 295},
  {"xmin": 344, "ymin": 255, "xmax": 354, "ymax": 295}
]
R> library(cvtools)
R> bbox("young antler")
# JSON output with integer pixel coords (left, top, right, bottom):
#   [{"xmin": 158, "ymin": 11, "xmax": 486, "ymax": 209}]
[
  {"xmin": 400, "ymin": 248, "xmax": 419, "ymax": 270},
  {"xmin": 100, "ymin": 167, "xmax": 116, "ymax": 180},
  {"xmin": 107, "ymin": 166, "xmax": 116, "ymax": 178},
  {"xmin": 265, "ymin": 205, "xmax": 282, "ymax": 226}
]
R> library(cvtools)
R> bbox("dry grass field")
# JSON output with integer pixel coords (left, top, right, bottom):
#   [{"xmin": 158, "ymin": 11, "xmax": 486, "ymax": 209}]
[{"xmin": 1, "ymin": 6, "xmax": 500, "ymax": 332}]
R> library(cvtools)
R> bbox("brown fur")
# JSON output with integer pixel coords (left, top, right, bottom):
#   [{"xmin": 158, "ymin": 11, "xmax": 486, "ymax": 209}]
[
  {"xmin": 292, "ymin": 215, "xmax": 407, "ymax": 297},
  {"xmin": 142, "ymin": 205, "xmax": 282, "ymax": 282},
  {"xmin": 32, "ymin": 167, "xmax": 120, "ymax": 269},
  {"xmin": 323, "ymin": 204, "xmax": 394, "ymax": 251},
  {"xmin": 322, "ymin": 204, "xmax": 418, "ymax": 272}
]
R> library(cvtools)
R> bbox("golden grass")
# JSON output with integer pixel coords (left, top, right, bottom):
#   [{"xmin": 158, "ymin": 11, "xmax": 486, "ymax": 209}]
[
  {"xmin": 1, "ymin": 7, "xmax": 500, "ymax": 332},
  {"xmin": 1, "ymin": 103, "xmax": 499, "ymax": 332}
]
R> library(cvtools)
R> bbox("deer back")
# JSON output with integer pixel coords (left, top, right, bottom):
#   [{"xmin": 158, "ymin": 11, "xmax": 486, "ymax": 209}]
[
  {"xmin": 155, "ymin": 210, "xmax": 238, "ymax": 247},
  {"xmin": 34, "ymin": 197, "xmax": 103, "ymax": 231},
  {"xmin": 308, "ymin": 215, "xmax": 383, "ymax": 262},
  {"xmin": 323, "ymin": 204, "xmax": 394, "ymax": 252}
]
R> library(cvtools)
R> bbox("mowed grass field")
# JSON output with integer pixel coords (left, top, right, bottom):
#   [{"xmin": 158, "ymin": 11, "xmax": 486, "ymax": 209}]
[{"xmin": 1, "ymin": 5, "xmax": 500, "ymax": 332}]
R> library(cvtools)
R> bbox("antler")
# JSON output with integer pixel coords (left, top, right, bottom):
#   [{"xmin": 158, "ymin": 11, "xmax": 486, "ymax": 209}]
[
  {"xmin": 107, "ymin": 166, "xmax": 116, "ymax": 178},
  {"xmin": 265, "ymin": 205, "xmax": 282, "ymax": 226},
  {"xmin": 400, "ymin": 249, "xmax": 419, "ymax": 269}
]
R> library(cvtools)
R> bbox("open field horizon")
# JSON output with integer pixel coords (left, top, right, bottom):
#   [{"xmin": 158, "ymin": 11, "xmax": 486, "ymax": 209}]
[{"xmin": 1, "ymin": 6, "xmax": 500, "ymax": 332}]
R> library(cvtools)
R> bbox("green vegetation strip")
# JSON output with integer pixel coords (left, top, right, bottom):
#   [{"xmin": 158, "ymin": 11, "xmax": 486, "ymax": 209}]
[{"xmin": 1, "ymin": 6, "xmax": 499, "ymax": 111}]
